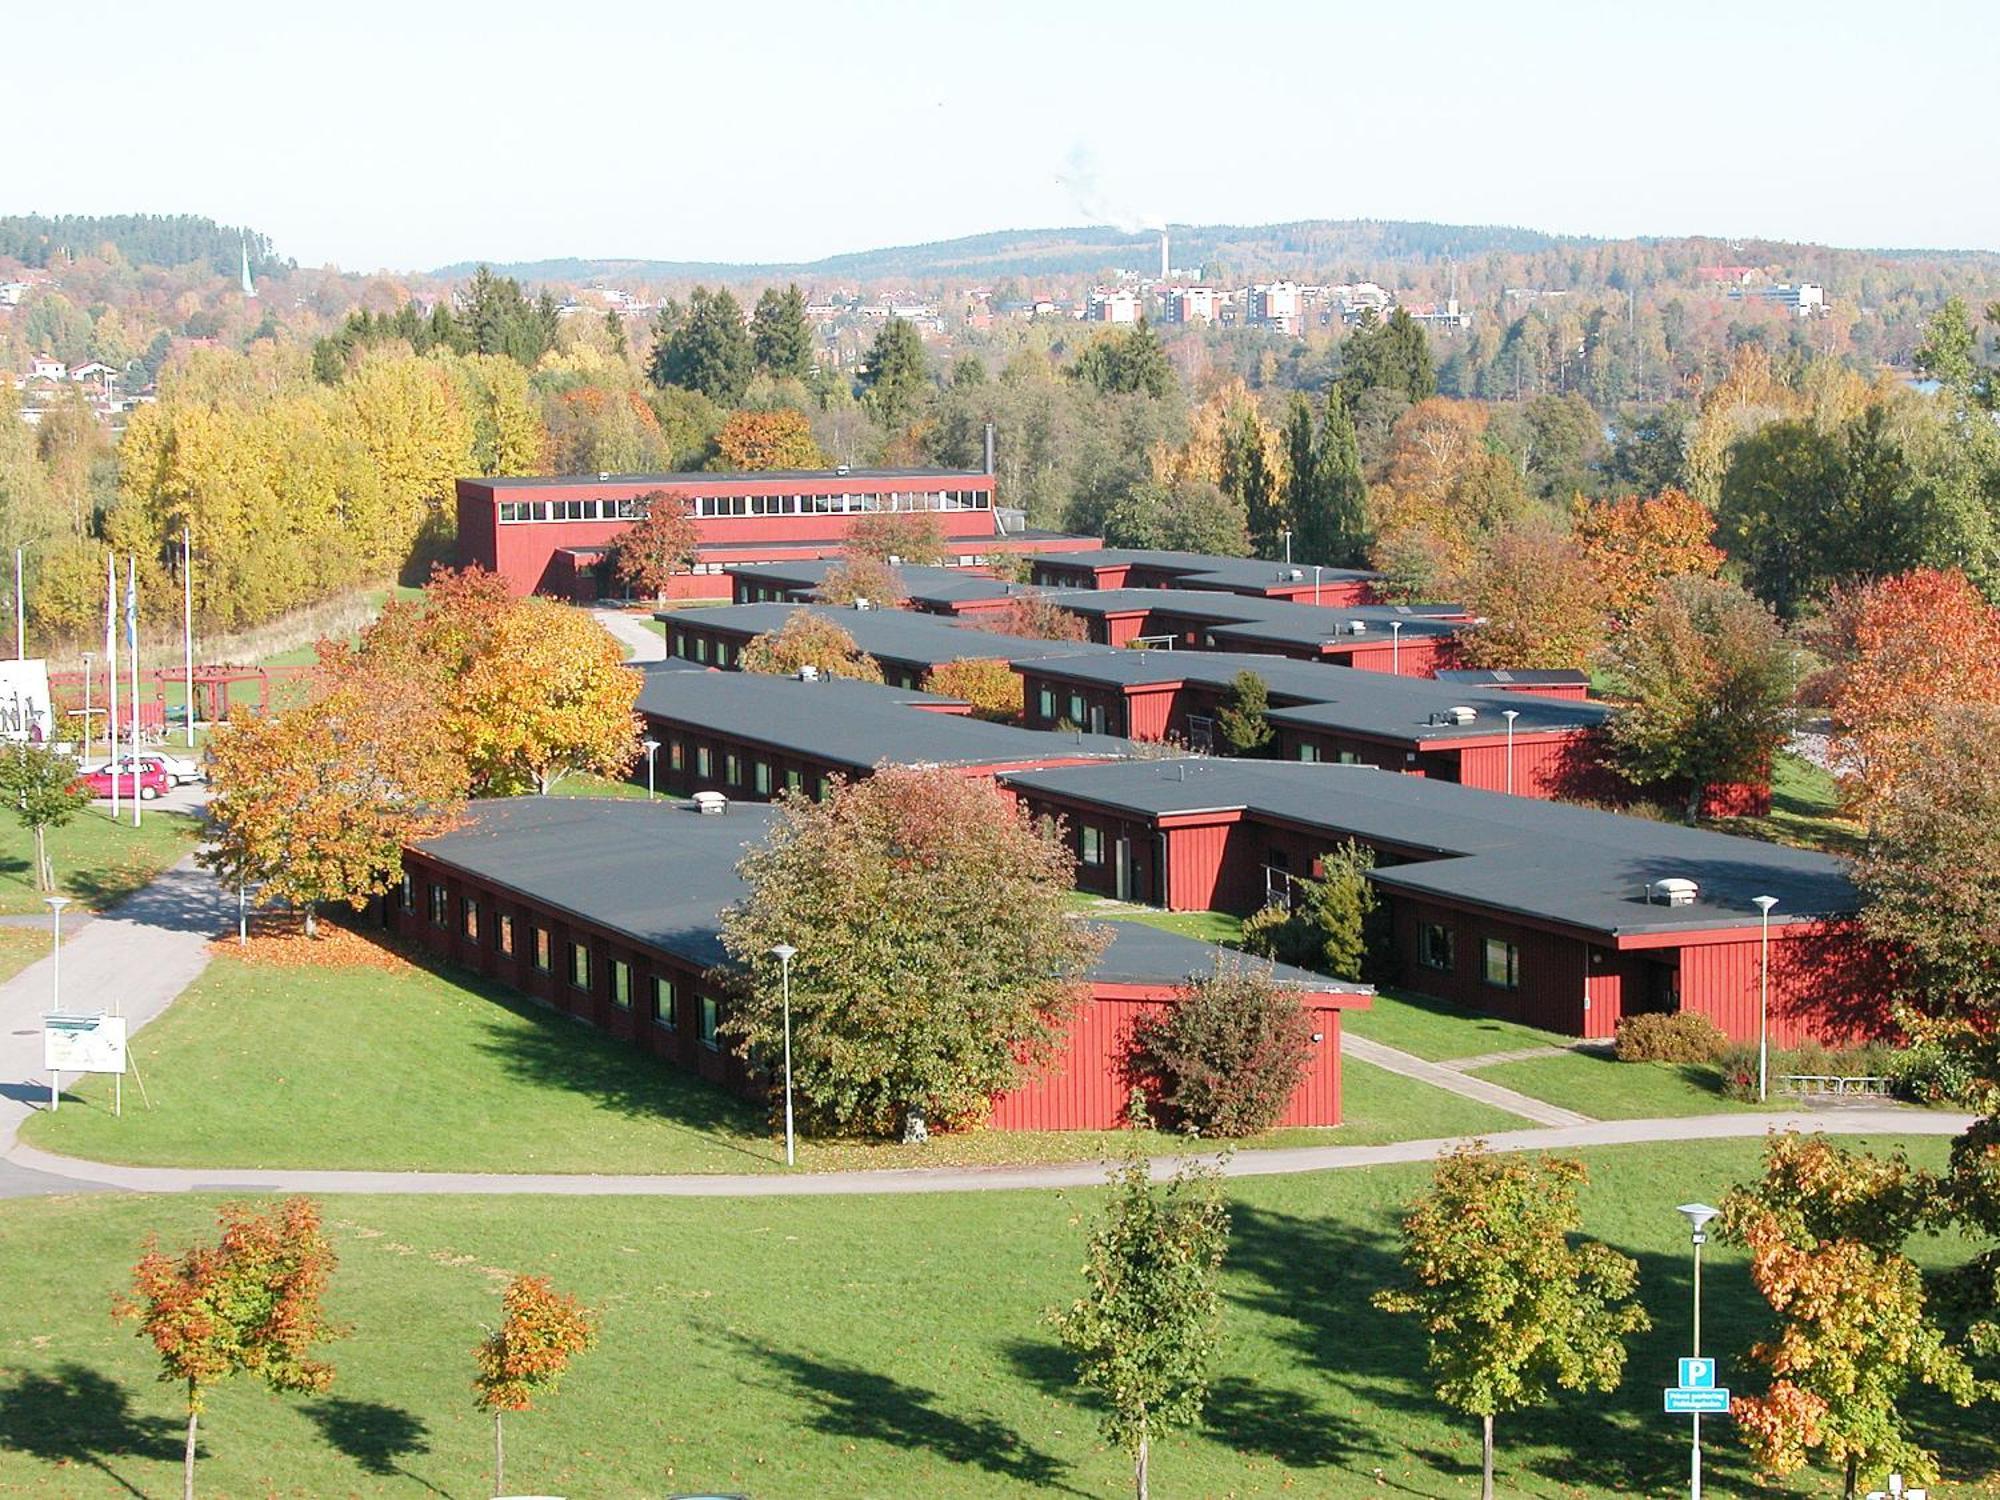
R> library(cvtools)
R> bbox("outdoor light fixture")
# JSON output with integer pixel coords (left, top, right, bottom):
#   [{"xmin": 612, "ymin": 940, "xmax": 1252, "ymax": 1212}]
[
  {"xmin": 771, "ymin": 943, "xmax": 798, "ymax": 1167},
  {"xmin": 1677, "ymin": 1202, "xmax": 1721, "ymax": 1500},
  {"xmin": 1502, "ymin": 709, "xmax": 1519, "ymax": 794},
  {"xmin": 1752, "ymin": 896, "xmax": 1779, "ymax": 1102},
  {"xmin": 641, "ymin": 737, "xmax": 661, "ymax": 801}
]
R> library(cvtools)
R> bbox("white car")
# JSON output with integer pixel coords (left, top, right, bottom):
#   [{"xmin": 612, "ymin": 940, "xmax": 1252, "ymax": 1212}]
[{"xmin": 102, "ymin": 752, "xmax": 204, "ymax": 787}]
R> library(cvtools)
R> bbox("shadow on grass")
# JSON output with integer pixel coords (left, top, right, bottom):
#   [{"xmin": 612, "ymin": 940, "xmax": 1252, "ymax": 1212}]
[
  {"xmin": 302, "ymin": 1397, "xmax": 447, "ymax": 1493},
  {"xmin": 0, "ymin": 1362, "xmax": 188, "ymax": 1497},
  {"xmin": 727, "ymin": 1332, "xmax": 1087, "ymax": 1493}
]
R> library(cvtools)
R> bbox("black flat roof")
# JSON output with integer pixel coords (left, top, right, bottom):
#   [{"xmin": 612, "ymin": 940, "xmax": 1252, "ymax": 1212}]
[
  {"xmin": 1045, "ymin": 588, "xmax": 1462, "ymax": 648},
  {"xmin": 414, "ymin": 797, "xmax": 1364, "ymax": 994},
  {"xmin": 660, "ymin": 602, "xmax": 1123, "ymax": 670},
  {"xmin": 728, "ymin": 560, "xmax": 1021, "ymax": 606},
  {"xmin": 474, "ymin": 467, "xmax": 991, "ymax": 488},
  {"xmin": 1032, "ymin": 549, "xmax": 1381, "ymax": 589},
  {"xmin": 1000, "ymin": 761, "xmax": 1855, "ymax": 940},
  {"xmin": 634, "ymin": 663, "xmax": 1134, "ymax": 770},
  {"xmin": 1436, "ymin": 668, "xmax": 1591, "ymax": 688},
  {"xmin": 1019, "ymin": 649, "xmax": 1609, "ymax": 741}
]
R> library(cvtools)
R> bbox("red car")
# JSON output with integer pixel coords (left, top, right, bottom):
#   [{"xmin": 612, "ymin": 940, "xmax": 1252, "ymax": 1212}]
[{"xmin": 77, "ymin": 762, "xmax": 169, "ymax": 801}]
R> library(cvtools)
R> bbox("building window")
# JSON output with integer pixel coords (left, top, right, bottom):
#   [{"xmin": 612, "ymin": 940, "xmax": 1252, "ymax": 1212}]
[
  {"xmin": 1483, "ymin": 937, "xmax": 1520, "ymax": 990},
  {"xmin": 427, "ymin": 883, "xmax": 448, "ymax": 926},
  {"xmin": 1418, "ymin": 923, "xmax": 1455, "ymax": 972},
  {"xmin": 698, "ymin": 993, "xmax": 721, "ymax": 1049},
  {"xmin": 1337, "ymin": 751, "xmax": 1361, "ymax": 766},
  {"xmin": 1038, "ymin": 687, "xmax": 1056, "ymax": 721},
  {"xmin": 694, "ymin": 637, "xmax": 710, "ymax": 663},
  {"xmin": 399, "ymin": 873, "xmax": 414, "ymax": 911},
  {"xmin": 533, "ymin": 927, "xmax": 552, "ymax": 973},
  {"xmin": 1298, "ymin": 743, "xmax": 1320, "ymax": 763},
  {"xmin": 497, "ymin": 914, "xmax": 515, "ymax": 956},
  {"xmin": 668, "ymin": 739, "xmax": 685, "ymax": 771},
  {"xmin": 724, "ymin": 753, "xmax": 742, "ymax": 786},
  {"xmin": 784, "ymin": 768, "xmax": 802, "ymax": 793},
  {"xmin": 1068, "ymin": 693, "xmax": 1086, "ymax": 724},
  {"xmin": 753, "ymin": 761, "xmax": 771, "ymax": 795},
  {"xmin": 1081, "ymin": 826, "xmax": 1105, "ymax": 866},
  {"xmin": 461, "ymin": 898, "xmax": 480, "ymax": 943},
  {"xmin": 610, "ymin": 959, "xmax": 631, "ymax": 1009},
  {"xmin": 696, "ymin": 746, "xmax": 713, "ymax": 779},
  {"xmin": 653, "ymin": 975, "xmax": 677, "ymax": 1029},
  {"xmin": 569, "ymin": 942, "xmax": 592, "ymax": 992}
]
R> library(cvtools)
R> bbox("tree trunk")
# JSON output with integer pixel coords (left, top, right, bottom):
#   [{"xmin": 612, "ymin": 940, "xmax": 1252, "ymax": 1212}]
[
  {"xmin": 32, "ymin": 825, "xmax": 46, "ymax": 893},
  {"xmin": 493, "ymin": 1410, "xmax": 504, "ymax": 1498},
  {"xmin": 1481, "ymin": 1413, "xmax": 1494, "ymax": 1500},
  {"xmin": 183, "ymin": 1404, "xmax": 198, "ymax": 1500},
  {"xmin": 303, "ymin": 907, "xmax": 316, "ymax": 938},
  {"xmin": 1134, "ymin": 1432, "xmax": 1148, "ymax": 1500},
  {"xmin": 1843, "ymin": 1452, "xmax": 1857, "ymax": 1500}
]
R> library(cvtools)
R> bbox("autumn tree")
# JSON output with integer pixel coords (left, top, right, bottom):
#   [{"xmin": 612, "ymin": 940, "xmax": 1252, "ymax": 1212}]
[
  {"xmin": 738, "ymin": 611, "xmax": 885, "ymax": 683},
  {"xmin": 974, "ymin": 594, "xmax": 1089, "ymax": 643},
  {"xmin": 1216, "ymin": 670, "xmax": 1275, "ymax": 755},
  {"xmin": 720, "ymin": 768, "xmax": 1105, "ymax": 1138},
  {"xmin": 711, "ymin": 407, "xmax": 826, "ymax": 472},
  {"xmin": 118, "ymin": 1197, "xmax": 343, "ymax": 1500},
  {"xmin": 1129, "ymin": 960, "xmax": 1315, "ymax": 1137},
  {"xmin": 473, "ymin": 1274, "xmax": 598, "ymax": 1500},
  {"xmin": 1572, "ymin": 487, "xmax": 1725, "ymax": 626},
  {"xmin": 846, "ymin": 509, "xmax": 947, "ymax": 564},
  {"xmin": 201, "ymin": 676, "xmax": 467, "ymax": 935},
  {"xmin": 1721, "ymin": 1133, "xmax": 1978, "ymax": 1499},
  {"xmin": 0, "ymin": 743, "xmax": 89, "ymax": 891},
  {"xmin": 1374, "ymin": 1145, "xmax": 1648, "ymax": 1500},
  {"xmin": 610, "ymin": 491, "xmax": 699, "ymax": 601},
  {"xmin": 1602, "ymin": 577, "xmax": 1796, "ymax": 820},
  {"xmin": 924, "ymin": 657, "xmax": 1023, "ymax": 721},
  {"xmin": 453, "ymin": 597, "xmax": 640, "ymax": 795},
  {"xmin": 1458, "ymin": 523, "xmax": 1608, "ymax": 671},
  {"xmin": 1812, "ymin": 569, "xmax": 2000, "ymax": 822},
  {"xmin": 750, "ymin": 284, "xmax": 814, "ymax": 381},
  {"xmin": 1368, "ymin": 399, "xmax": 1529, "ymax": 595},
  {"xmin": 817, "ymin": 554, "xmax": 907, "ymax": 609},
  {"xmin": 1053, "ymin": 1149, "xmax": 1230, "ymax": 1500}
]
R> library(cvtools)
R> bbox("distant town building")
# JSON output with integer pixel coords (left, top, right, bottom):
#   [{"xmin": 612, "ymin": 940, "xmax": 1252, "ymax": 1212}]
[
  {"xmin": 1085, "ymin": 289, "xmax": 1140, "ymax": 324},
  {"xmin": 1165, "ymin": 286, "xmax": 1222, "ymax": 325},
  {"xmin": 1247, "ymin": 281, "xmax": 1304, "ymax": 334},
  {"xmin": 1402, "ymin": 298, "xmax": 1473, "ymax": 331},
  {"xmin": 1725, "ymin": 282, "xmax": 1827, "ymax": 317}
]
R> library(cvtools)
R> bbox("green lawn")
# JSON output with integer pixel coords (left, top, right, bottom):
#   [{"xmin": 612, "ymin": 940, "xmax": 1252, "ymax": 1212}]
[
  {"xmin": 0, "ymin": 1137, "xmax": 1991, "ymax": 1498},
  {"xmin": 24, "ymin": 946, "xmax": 1520, "ymax": 1175},
  {"xmin": 1709, "ymin": 751, "xmax": 1862, "ymax": 855},
  {"xmin": 1343, "ymin": 987, "xmax": 1577, "ymax": 1062},
  {"xmin": 1067, "ymin": 895, "xmax": 1245, "ymax": 946},
  {"xmin": 1470, "ymin": 1049, "xmax": 1784, "ymax": 1119},
  {"xmin": 545, "ymin": 771, "xmax": 660, "ymax": 800},
  {"xmin": 0, "ymin": 810, "xmax": 202, "ymax": 916}
]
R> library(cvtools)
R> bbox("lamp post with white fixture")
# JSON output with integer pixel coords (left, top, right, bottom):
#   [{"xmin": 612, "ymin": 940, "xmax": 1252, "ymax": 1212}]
[
  {"xmin": 1502, "ymin": 709, "xmax": 1519, "ymax": 794},
  {"xmin": 1752, "ymin": 895, "xmax": 1778, "ymax": 1102},
  {"xmin": 1390, "ymin": 619, "xmax": 1402, "ymax": 675},
  {"xmin": 1312, "ymin": 565, "xmax": 1322, "ymax": 606},
  {"xmin": 770, "ymin": 943, "xmax": 798, "ymax": 1166},
  {"xmin": 641, "ymin": 738, "xmax": 660, "ymax": 801},
  {"xmin": 44, "ymin": 895, "xmax": 69, "ymax": 1111},
  {"xmin": 1678, "ymin": 1202, "xmax": 1720, "ymax": 1500}
]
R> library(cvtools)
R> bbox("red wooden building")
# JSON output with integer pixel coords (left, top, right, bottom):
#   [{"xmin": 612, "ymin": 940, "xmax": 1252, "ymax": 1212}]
[
  {"xmin": 1002, "ymin": 760, "xmax": 1876, "ymax": 1047},
  {"xmin": 395, "ymin": 797, "xmax": 1367, "ymax": 1131},
  {"xmin": 456, "ymin": 468, "xmax": 1097, "ymax": 602}
]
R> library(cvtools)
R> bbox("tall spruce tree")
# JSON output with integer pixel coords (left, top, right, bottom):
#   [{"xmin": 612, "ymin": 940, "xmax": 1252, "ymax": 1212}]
[
  {"xmin": 648, "ymin": 286, "xmax": 753, "ymax": 403},
  {"xmin": 1221, "ymin": 407, "xmax": 1285, "ymax": 558},
  {"xmin": 859, "ymin": 317, "xmax": 929, "ymax": 426},
  {"xmin": 751, "ymin": 284, "xmax": 815, "ymax": 380}
]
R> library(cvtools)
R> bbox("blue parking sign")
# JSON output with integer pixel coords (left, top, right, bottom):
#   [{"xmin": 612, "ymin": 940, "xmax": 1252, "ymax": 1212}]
[{"xmin": 1679, "ymin": 1357, "xmax": 1715, "ymax": 1389}]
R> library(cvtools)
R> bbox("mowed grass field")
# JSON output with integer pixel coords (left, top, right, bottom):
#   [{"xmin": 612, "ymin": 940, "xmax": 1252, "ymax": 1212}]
[
  {"xmin": 22, "ymin": 944, "xmax": 1525, "ymax": 1175},
  {"xmin": 0, "ymin": 808, "xmax": 202, "ymax": 916},
  {"xmin": 0, "ymin": 1138, "xmax": 1991, "ymax": 1498}
]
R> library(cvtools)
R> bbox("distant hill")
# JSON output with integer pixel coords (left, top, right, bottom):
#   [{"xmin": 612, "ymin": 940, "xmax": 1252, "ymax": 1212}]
[
  {"xmin": 0, "ymin": 214, "xmax": 286, "ymax": 278},
  {"xmin": 431, "ymin": 219, "xmax": 1594, "ymax": 285}
]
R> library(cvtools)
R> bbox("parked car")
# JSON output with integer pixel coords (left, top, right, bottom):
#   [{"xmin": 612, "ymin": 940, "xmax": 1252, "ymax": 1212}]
[
  {"xmin": 77, "ymin": 762, "xmax": 169, "ymax": 801},
  {"xmin": 103, "ymin": 751, "xmax": 203, "ymax": 786}
]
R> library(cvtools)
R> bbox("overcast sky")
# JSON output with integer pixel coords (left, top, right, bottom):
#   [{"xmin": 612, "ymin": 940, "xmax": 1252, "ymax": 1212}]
[{"xmin": 9, "ymin": 0, "xmax": 1993, "ymax": 272}]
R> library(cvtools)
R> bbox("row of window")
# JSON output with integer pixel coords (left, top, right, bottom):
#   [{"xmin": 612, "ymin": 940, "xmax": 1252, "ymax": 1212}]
[
  {"xmin": 497, "ymin": 498, "xmax": 648, "ymax": 523},
  {"xmin": 1296, "ymin": 745, "xmax": 1362, "ymax": 765},
  {"xmin": 672, "ymin": 633, "xmax": 741, "ymax": 666},
  {"xmin": 1417, "ymin": 922, "xmax": 1520, "ymax": 991},
  {"xmin": 1035, "ymin": 686, "xmax": 1110, "ymax": 732},
  {"xmin": 653, "ymin": 735, "xmax": 817, "ymax": 799},
  {"xmin": 688, "ymin": 490, "xmax": 990, "ymax": 518},
  {"xmin": 405, "ymin": 875, "xmax": 721, "ymax": 1044}
]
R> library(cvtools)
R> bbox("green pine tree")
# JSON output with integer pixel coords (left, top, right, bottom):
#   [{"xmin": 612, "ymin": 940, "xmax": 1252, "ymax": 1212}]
[
  {"xmin": 859, "ymin": 317, "xmax": 928, "ymax": 426},
  {"xmin": 751, "ymin": 284, "xmax": 815, "ymax": 380}
]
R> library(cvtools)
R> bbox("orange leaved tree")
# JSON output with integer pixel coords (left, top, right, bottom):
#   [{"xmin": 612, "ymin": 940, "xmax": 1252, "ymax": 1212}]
[
  {"xmin": 711, "ymin": 407, "xmax": 826, "ymax": 471},
  {"xmin": 1457, "ymin": 522, "xmax": 1608, "ymax": 670},
  {"xmin": 610, "ymin": 491, "xmax": 699, "ymax": 602},
  {"xmin": 473, "ymin": 1273, "xmax": 598, "ymax": 1498},
  {"xmin": 739, "ymin": 612, "xmax": 885, "ymax": 682},
  {"xmin": 974, "ymin": 595, "xmax": 1088, "ymax": 643},
  {"xmin": 846, "ymin": 509, "xmax": 948, "ymax": 564},
  {"xmin": 819, "ymin": 553, "xmax": 908, "ymax": 608},
  {"xmin": 1573, "ymin": 488, "xmax": 1725, "ymax": 626},
  {"xmin": 924, "ymin": 657, "xmax": 1023, "ymax": 721},
  {"xmin": 117, "ymin": 1197, "xmax": 344, "ymax": 1500}
]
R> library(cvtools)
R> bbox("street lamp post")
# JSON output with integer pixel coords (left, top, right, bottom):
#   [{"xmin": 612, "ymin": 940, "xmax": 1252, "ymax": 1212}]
[
  {"xmin": 641, "ymin": 738, "xmax": 660, "ymax": 801},
  {"xmin": 1312, "ymin": 565, "xmax": 1322, "ymax": 607},
  {"xmin": 80, "ymin": 652, "xmax": 94, "ymax": 758},
  {"xmin": 1390, "ymin": 619, "xmax": 1403, "ymax": 675},
  {"xmin": 1678, "ymin": 1203, "xmax": 1720, "ymax": 1500},
  {"xmin": 1502, "ymin": 709, "xmax": 1519, "ymax": 795},
  {"xmin": 1280, "ymin": 529, "xmax": 1292, "ymax": 567},
  {"xmin": 45, "ymin": 895, "xmax": 69, "ymax": 1112},
  {"xmin": 1753, "ymin": 896, "xmax": 1779, "ymax": 1102},
  {"xmin": 771, "ymin": 943, "xmax": 798, "ymax": 1166}
]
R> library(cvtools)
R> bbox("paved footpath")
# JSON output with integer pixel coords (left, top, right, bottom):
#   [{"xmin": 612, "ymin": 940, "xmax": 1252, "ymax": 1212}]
[
  {"xmin": 1342, "ymin": 1033, "xmax": 1593, "ymax": 1128},
  {"xmin": 593, "ymin": 605, "xmax": 666, "ymax": 662},
  {"xmin": 0, "ymin": 853, "xmax": 236, "ymax": 1197}
]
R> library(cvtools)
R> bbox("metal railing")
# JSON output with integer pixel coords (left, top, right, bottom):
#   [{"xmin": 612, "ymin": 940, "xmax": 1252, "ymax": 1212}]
[{"xmin": 1778, "ymin": 1073, "xmax": 1892, "ymax": 1098}]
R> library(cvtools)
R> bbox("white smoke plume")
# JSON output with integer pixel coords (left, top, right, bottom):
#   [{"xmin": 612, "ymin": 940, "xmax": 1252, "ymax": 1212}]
[{"xmin": 1057, "ymin": 143, "xmax": 1165, "ymax": 235}]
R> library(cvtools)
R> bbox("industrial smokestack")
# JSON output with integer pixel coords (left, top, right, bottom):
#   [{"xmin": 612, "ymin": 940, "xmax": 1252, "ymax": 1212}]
[
  {"xmin": 984, "ymin": 422, "xmax": 996, "ymax": 477},
  {"xmin": 1159, "ymin": 229, "xmax": 1169, "ymax": 281}
]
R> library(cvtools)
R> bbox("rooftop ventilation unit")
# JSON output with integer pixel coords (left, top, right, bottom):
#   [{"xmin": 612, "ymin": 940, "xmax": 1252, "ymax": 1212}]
[
  {"xmin": 1347, "ymin": 620, "xmax": 1368, "ymax": 635},
  {"xmin": 835, "ymin": 463, "xmax": 851, "ymax": 476},
  {"xmin": 887, "ymin": 554, "xmax": 903, "ymax": 567},
  {"xmin": 797, "ymin": 664, "xmax": 819, "ymax": 682},
  {"xmin": 853, "ymin": 598, "xmax": 873, "ymax": 610},
  {"xmin": 1648, "ymin": 877, "xmax": 1699, "ymax": 907},
  {"xmin": 691, "ymin": 791, "xmax": 730, "ymax": 816},
  {"xmin": 1446, "ymin": 706, "xmax": 1477, "ymax": 725},
  {"xmin": 596, "ymin": 471, "xmax": 610, "ymax": 481},
  {"xmin": 1287, "ymin": 569, "xmax": 1305, "ymax": 582}
]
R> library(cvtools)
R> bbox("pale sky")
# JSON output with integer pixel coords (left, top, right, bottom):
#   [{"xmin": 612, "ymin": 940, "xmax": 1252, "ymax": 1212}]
[{"xmin": 9, "ymin": 0, "xmax": 1994, "ymax": 272}]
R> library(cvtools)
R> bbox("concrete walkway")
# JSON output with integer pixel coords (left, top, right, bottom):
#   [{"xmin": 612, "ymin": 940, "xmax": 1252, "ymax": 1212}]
[
  {"xmin": 0, "ymin": 853, "xmax": 235, "ymax": 1196},
  {"xmin": 1342, "ymin": 1033, "xmax": 1594, "ymax": 1128},
  {"xmin": 8, "ymin": 1107, "xmax": 1967, "ymax": 1198},
  {"xmin": 592, "ymin": 606, "xmax": 666, "ymax": 662}
]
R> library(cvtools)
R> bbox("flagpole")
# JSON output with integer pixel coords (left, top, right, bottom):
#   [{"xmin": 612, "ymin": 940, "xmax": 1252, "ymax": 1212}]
[
  {"xmin": 106, "ymin": 553, "xmax": 119, "ymax": 822},
  {"xmin": 129, "ymin": 557, "xmax": 140, "ymax": 829},
  {"xmin": 182, "ymin": 527, "xmax": 194, "ymax": 749},
  {"xmin": 14, "ymin": 547, "xmax": 22, "ymax": 660}
]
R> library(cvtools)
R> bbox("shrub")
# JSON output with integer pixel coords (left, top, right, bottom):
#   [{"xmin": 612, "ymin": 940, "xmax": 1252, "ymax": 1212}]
[
  {"xmin": 1719, "ymin": 1040, "xmax": 1904, "ymax": 1101},
  {"xmin": 1237, "ymin": 903, "xmax": 1297, "ymax": 964},
  {"xmin": 1129, "ymin": 961, "xmax": 1316, "ymax": 1138},
  {"xmin": 1613, "ymin": 1011, "xmax": 1727, "ymax": 1063},
  {"xmin": 1888, "ymin": 1042, "xmax": 1982, "ymax": 1106},
  {"xmin": 1718, "ymin": 1044, "xmax": 1760, "ymax": 1101}
]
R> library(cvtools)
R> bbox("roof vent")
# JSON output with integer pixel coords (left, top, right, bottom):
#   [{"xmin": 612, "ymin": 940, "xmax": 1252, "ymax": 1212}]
[
  {"xmin": 1446, "ymin": 706, "xmax": 1477, "ymax": 725},
  {"xmin": 1347, "ymin": 620, "xmax": 1367, "ymax": 635},
  {"xmin": 692, "ymin": 790, "xmax": 730, "ymax": 816},
  {"xmin": 597, "ymin": 471, "xmax": 610, "ymax": 481},
  {"xmin": 1287, "ymin": 568, "xmax": 1305, "ymax": 582},
  {"xmin": 797, "ymin": 664, "xmax": 819, "ymax": 682},
  {"xmin": 853, "ymin": 597, "xmax": 873, "ymax": 611},
  {"xmin": 887, "ymin": 554, "xmax": 903, "ymax": 567},
  {"xmin": 835, "ymin": 463, "xmax": 851, "ymax": 476},
  {"xmin": 1648, "ymin": 877, "xmax": 1699, "ymax": 907}
]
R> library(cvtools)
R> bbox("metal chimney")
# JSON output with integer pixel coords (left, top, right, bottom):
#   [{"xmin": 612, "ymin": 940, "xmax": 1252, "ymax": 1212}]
[
  {"xmin": 1159, "ymin": 229, "xmax": 1169, "ymax": 281},
  {"xmin": 983, "ymin": 422, "xmax": 996, "ymax": 477}
]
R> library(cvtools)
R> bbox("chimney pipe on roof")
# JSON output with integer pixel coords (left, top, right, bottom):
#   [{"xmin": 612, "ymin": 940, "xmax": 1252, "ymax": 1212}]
[{"xmin": 984, "ymin": 422, "xmax": 996, "ymax": 477}]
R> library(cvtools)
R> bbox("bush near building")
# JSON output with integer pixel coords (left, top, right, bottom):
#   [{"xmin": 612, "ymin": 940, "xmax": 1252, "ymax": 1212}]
[{"xmin": 1129, "ymin": 962, "xmax": 1316, "ymax": 1138}]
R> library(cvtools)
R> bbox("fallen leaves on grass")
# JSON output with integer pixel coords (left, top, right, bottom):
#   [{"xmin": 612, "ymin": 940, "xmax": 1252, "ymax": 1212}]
[{"xmin": 207, "ymin": 912, "xmax": 419, "ymax": 974}]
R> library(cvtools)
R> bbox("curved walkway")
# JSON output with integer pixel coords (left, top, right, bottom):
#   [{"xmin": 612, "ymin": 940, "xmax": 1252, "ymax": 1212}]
[
  {"xmin": 8, "ymin": 1107, "xmax": 1967, "ymax": 1198},
  {"xmin": 592, "ymin": 605, "xmax": 667, "ymax": 662}
]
